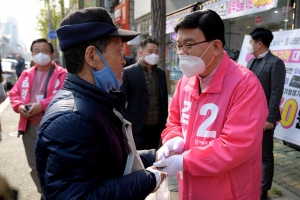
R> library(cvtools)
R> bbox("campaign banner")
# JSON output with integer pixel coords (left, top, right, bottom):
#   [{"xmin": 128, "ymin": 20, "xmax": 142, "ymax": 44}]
[
  {"xmin": 238, "ymin": 29, "xmax": 300, "ymax": 146},
  {"xmin": 202, "ymin": 0, "xmax": 278, "ymax": 20}
]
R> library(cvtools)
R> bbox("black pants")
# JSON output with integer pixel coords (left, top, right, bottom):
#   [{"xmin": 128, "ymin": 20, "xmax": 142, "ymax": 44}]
[
  {"xmin": 261, "ymin": 127, "xmax": 275, "ymax": 192},
  {"xmin": 133, "ymin": 124, "xmax": 165, "ymax": 151}
]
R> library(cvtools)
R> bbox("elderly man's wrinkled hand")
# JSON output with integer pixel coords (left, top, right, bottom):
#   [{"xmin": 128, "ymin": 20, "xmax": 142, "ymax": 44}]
[{"xmin": 146, "ymin": 166, "xmax": 167, "ymax": 192}]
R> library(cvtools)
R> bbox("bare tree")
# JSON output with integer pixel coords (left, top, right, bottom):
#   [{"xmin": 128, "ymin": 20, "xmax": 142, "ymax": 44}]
[{"xmin": 151, "ymin": 0, "xmax": 166, "ymax": 71}]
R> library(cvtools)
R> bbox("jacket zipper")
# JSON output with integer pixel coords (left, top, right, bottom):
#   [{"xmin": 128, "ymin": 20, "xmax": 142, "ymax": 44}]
[{"xmin": 195, "ymin": 100, "xmax": 199, "ymax": 112}]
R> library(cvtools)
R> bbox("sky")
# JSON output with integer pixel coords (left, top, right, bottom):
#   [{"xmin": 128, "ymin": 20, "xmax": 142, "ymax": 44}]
[{"xmin": 0, "ymin": 0, "xmax": 43, "ymax": 52}]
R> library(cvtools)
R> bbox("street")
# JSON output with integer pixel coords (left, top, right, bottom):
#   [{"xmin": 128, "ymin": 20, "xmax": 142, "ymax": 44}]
[{"xmin": 0, "ymin": 98, "xmax": 40, "ymax": 199}]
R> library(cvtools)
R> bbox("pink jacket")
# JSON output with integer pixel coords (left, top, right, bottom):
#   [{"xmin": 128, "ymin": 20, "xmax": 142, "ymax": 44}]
[
  {"xmin": 9, "ymin": 63, "xmax": 67, "ymax": 132},
  {"xmin": 162, "ymin": 53, "xmax": 268, "ymax": 200}
]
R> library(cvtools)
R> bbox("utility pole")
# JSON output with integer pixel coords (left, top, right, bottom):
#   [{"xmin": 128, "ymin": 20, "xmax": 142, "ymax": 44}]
[{"xmin": 151, "ymin": 0, "xmax": 166, "ymax": 70}]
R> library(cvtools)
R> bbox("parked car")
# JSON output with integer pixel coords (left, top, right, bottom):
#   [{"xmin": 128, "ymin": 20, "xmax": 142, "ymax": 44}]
[
  {"xmin": 1, "ymin": 74, "xmax": 7, "ymax": 92},
  {"xmin": 1, "ymin": 58, "xmax": 18, "ymax": 89}
]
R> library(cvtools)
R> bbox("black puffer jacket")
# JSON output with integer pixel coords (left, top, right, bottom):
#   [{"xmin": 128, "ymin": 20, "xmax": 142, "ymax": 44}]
[{"xmin": 36, "ymin": 73, "xmax": 156, "ymax": 200}]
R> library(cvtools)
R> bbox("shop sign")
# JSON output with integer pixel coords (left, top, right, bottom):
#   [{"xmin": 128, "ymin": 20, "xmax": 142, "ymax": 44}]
[
  {"xmin": 166, "ymin": 12, "xmax": 191, "ymax": 34},
  {"xmin": 255, "ymin": 15, "xmax": 262, "ymax": 25},
  {"xmin": 238, "ymin": 29, "xmax": 300, "ymax": 146},
  {"xmin": 140, "ymin": 20, "xmax": 151, "ymax": 34},
  {"xmin": 202, "ymin": 0, "xmax": 278, "ymax": 20},
  {"xmin": 114, "ymin": 1, "xmax": 129, "ymax": 25},
  {"xmin": 170, "ymin": 33, "xmax": 178, "ymax": 42}
]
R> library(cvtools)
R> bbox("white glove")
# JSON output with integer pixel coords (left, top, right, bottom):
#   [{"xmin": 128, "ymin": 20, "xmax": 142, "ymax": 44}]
[
  {"xmin": 157, "ymin": 137, "xmax": 184, "ymax": 161},
  {"xmin": 153, "ymin": 154, "xmax": 183, "ymax": 176},
  {"xmin": 146, "ymin": 167, "xmax": 161, "ymax": 190}
]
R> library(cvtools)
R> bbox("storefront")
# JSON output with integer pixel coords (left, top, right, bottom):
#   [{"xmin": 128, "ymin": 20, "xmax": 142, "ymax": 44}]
[{"xmin": 201, "ymin": 0, "xmax": 297, "ymax": 60}]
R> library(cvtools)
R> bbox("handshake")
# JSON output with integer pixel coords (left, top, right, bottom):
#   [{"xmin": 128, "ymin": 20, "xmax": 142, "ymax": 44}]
[{"xmin": 153, "ymin": 137, "xmax": 185, "ymax": 176}]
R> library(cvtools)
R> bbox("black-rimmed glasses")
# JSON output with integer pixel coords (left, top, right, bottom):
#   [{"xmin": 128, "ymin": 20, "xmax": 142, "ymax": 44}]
[{"xmin": 172, "ymin": 40, "xmax": 209, "ymax": 54}]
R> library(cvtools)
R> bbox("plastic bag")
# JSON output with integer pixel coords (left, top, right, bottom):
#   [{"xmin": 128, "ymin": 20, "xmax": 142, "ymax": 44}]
[{"xmin": 145, "ymin": 177, "xmax": 170, "ymax": 200}]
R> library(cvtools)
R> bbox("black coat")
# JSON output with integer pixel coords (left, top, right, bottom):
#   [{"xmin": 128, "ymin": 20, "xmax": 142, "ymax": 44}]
[
  {"xmin": 247, "ymin": 51, "xmax": 286, "ymax": 123},
  {"xmin": 120, "ymin": 63, "xmax": 168, "ymax": 133},
  {"xmin": 36, "ymin": 73, "xmax": 156, "ymax": 200}
]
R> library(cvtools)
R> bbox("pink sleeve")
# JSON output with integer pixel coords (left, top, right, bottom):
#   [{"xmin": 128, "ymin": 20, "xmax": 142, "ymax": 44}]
[
  {"xmin": 183, "ymin": 81, "xmax": 268, "ymax": 176},
  {"xmin": 8, "ymin": 74, "xmax": 26, "ymax": 113}
]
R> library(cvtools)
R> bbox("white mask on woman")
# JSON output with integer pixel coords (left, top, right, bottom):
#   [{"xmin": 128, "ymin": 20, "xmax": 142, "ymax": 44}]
[
  {"xmin": 33, "ymin": 52, "xmax": 51, "ymax": 66},
  {"xmin": 144, "ymin": 53, "xmax": 159, "ymax": 65},
  {"xmin": 179, "ymin": 41, "xmax": 214, "ymax": 78}
]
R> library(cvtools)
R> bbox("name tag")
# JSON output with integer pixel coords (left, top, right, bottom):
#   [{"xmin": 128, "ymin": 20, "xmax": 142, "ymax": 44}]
[{"xmin": 36, "ymin": 95, "xmax": 44, "ymax": 102}]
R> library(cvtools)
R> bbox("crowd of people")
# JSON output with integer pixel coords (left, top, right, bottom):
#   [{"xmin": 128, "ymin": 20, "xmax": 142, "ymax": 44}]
[{"xmin": 0, "ymin": 7, "xmax": 286, "ymax": 200}]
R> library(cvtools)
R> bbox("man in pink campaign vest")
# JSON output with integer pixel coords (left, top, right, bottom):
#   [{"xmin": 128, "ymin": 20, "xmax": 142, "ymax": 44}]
[
  {"xmin": 154, "ymin": 9, "xmax": 268, "ymax": 199},
  {"xmin": 9, "ymin": 38, "xmax": 67, "ymax": 195}
]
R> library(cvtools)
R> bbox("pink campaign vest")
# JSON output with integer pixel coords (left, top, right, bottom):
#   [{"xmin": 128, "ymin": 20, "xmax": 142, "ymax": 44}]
[
  {"xmin": 162, "ymin": 52, "xmax": 268, "ymax": 200},
  {"xmin": 9, "ymin": 63, "xmax": 67, "ymax": 132}
]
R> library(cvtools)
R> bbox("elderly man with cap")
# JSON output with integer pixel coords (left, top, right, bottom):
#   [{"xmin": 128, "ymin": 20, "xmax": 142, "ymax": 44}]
[{"xmin": 35, "ymin": 7, "xmax": 166, "ymax": 200}]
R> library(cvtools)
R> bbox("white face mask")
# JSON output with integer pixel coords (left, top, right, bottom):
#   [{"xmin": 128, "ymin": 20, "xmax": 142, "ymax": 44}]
[
  {"xmin": 247, "ymin": 44, "xmax": 254, "ymax": 54},
  {"xmin": 179, "ymin": 41, "xmax": 214, "ymax": 78},
  {"xmin": 144, "ymin": 53, "xmax": 159, "ymax": 65},
  {"xmin": 247, "ymin": 42, "xmax": 258, "ymax": 54},
  {"xmin": 33, "ymin": 52, "xmax": 51, "ymax": 66}
]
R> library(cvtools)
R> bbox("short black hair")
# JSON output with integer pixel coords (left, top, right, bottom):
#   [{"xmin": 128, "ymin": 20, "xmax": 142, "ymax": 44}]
[
  {"xmin": 140, "ymin": 38, "xmax": 159, "ymax": 49},
  {"xmin": 174, "ymin": 9, "xmax": 225, "ymax": 47},
  {"xmin": 249, "ymin": 27, "xmax": 273, "ymax": 48},
  {"xmin": 63, "ymin": 37, "xmax": 111, "ymax": 74},
  {"xmin": 30, "ymin": 38, "xmax": 54, "ymax": 53}
]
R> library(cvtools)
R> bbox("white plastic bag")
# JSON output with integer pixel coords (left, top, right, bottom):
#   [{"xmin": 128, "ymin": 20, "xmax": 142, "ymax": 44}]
[{"xmin": 145, "ymin": 177, "xmax": 170, "ymax": 200}]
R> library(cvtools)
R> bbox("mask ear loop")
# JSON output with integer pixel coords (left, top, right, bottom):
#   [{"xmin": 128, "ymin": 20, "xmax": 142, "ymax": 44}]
[
  {"xmin": 200, "ymin": 41, "xmax": 214, "ymax": 59},
  {"xmin": 201, "ymin": 41, "xmax": 215, "ymax": 69}
]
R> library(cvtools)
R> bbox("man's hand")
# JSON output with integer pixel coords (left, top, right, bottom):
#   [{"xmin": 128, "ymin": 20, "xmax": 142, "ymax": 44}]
[
  {"xmin": 146, "ymin": 166, "xmax": 168, "ymax": 192},
  {"xmin": 264, "ymin": 122, "xmax": 274, "ymax": 131},
  {"xmin": 153, "ymin": 154, "xmax": 183, "ymax": 176},
  {"xmin": 26, "ymin": 102, "xmax": 43, "ymax": 117},
  {"xmin": 156, "ymin": 137, "xmax": 184, "ymax": 162},
  {"xmin": 18, "ymin": 105, "xmax": 30, "ymax": 118}
]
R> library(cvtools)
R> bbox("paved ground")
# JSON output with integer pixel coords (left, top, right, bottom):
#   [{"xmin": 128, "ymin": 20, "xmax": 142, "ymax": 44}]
[{"xmin": 1, "ymin": 97, "xmax": 300, "ymax": 200}]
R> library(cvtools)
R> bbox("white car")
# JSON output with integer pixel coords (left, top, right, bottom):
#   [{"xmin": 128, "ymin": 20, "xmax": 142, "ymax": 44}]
[{"xmin": 1, "ymin": 58, "xmax": 18, "ymax": 89}]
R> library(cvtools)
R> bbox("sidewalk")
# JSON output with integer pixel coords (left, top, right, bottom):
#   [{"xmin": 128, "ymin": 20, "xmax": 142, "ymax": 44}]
[{"xmin": 168, "ymin": 138, "xmax": 300, "ymax": 200}]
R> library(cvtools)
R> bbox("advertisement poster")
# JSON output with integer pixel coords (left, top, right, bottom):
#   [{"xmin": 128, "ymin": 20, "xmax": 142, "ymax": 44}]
[
  {"xmin": 167, "ymin": 45, "xmax": 182, "ymax": 81},
  {"xmin": 202, "ymin": 0, "xmax": 278, "ymax": 20},
  {"xmin": 238, "ymin": 29, "xmax": 300, "ymax": 146}
]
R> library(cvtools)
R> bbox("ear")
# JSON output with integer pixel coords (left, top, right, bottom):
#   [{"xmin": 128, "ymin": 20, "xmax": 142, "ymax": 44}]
[
  {"xmin": 212, "ymin": 40, "xmax": 223, "ymax": 56},
  {"xmin": 85, "ymin": 46, "xmax": 98, "ymax": 70},
  {"xmin": 139, "ymin": 48, "xmax": 143, "ymax": 57},
  {"xmin": 50, "ymin": 53, "xmax": 55, "ymax": 61}
]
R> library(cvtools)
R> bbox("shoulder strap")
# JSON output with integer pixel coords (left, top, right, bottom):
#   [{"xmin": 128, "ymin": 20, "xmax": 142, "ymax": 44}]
[{"xmin": 43, "ymin": 65, "xmax": 55, "ymax": 98}]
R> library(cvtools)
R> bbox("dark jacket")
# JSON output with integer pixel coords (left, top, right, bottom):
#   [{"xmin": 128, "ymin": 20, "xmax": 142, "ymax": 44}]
[
  {"xmin": 120, "ymin": 62, "xmax": 168, "ymax": 133},
  {"xmin": 247, "ymin": 51, "xmax": 286, "ymax": 123},
  {"xmin": 36, "ymin": 73, "xmax": 156, "ymax": 200},
  {"xmin": 124, "ymin": 56, "xmax": 135, "ymax": 67},
  {"xmin": 15, "ymin": 58, "xmax": 25, "ymax": 74}
]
